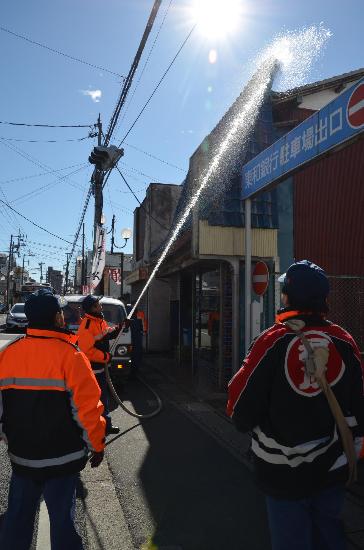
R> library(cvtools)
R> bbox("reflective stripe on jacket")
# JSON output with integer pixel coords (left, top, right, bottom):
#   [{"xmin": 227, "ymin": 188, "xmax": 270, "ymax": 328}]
[
  {"xmin": 0, "ymin": 328, "xmax": 106, "ymax": 479},
  {"xmin": 77, "ymin": 314, "xmax": 112, "ymax": 369},
  {"xmin": 227, "ymin": 316, "xmax": 364, "ymax": 498}
]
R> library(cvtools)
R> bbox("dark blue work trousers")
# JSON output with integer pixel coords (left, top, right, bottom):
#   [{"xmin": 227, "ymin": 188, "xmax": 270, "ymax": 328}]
[
  {"xmin": 0, "ymin": 471, "xmax": 83, "ymax": 550},
  {"xmin": 95, "ymin": 370, "xmax": 112, "ymax": 430},
  {"xmin": 266, "ymin": 485, "xmax": 346, "ymax": 550}
]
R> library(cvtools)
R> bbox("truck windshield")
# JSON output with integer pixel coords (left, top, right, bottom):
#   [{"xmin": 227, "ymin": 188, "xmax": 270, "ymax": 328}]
[
  {"xmin": 102, "ymin": 304, "xmax": 126, "ymax": 326},
  {"xmin": 11, "ymin": 304, "xmax": 25, "ymax": 314}
]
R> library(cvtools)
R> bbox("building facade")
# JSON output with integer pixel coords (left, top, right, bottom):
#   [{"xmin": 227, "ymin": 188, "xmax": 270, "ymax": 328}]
[{"xmin": 127, "ymin": 68, "xmax": 364, "ymax": 392}]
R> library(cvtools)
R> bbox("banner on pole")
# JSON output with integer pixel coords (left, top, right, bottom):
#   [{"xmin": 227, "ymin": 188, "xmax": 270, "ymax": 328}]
[
  {"xmin": 108, "ymin": 268, "xmax": 121, "ymax": 285},
  {"xmin": 90, "ymin": 226, "xmax": 106, "ymax": 293}
]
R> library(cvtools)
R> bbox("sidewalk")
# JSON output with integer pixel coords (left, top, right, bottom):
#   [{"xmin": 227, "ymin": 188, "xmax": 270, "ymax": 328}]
[{"xmin": 142, "ymin": 353, "xmax": 364, "ymax": 550}]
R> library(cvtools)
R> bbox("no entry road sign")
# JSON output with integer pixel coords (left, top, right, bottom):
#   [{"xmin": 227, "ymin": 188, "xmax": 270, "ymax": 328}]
[
  {"xmin": 252, "ymin": 261, "xmax": 269, "ymax": 296},
  {"xmin": 347, "ymin": 82, "xmax": 364, "ymax": 128}
]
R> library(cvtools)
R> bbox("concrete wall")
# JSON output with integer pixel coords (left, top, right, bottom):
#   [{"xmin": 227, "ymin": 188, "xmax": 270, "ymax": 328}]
[
  {"xmin": 298, "ymin": 78, "xmax": 361, "ymax": 111},
  {"xmin": 147, "ymin": 279, "xmax": 171, "ymax": 352}
]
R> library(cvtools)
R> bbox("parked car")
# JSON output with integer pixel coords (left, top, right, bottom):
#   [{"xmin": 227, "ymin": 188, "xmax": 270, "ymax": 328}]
[
  {"xmin": 63, "ymin": 295, "xmax": 133, "ymax": 381},
  {"xmin": 6, "ymin": 303, "xmax": 28, "ymax": 331}
]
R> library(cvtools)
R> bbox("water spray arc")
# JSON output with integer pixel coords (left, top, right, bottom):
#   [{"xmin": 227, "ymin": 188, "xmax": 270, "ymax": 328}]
[
  {"xmin": 126, "ymin": 24, "xmax": 331, "ymax": 321},
  {"xmin": 128, "ymin": 57, "xmax": 280, "ymax": 320},
  {"xmin": 107, "ymin": 25, "xmax": 331, "ymax": 420}
]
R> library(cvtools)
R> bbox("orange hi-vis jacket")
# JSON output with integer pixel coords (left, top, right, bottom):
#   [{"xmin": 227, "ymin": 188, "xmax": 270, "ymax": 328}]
[
  {"xmin": 77, "ymin": 314, "xmax": 115, "ymax": 374},
  {"xmin": 0, "ymin": 328, "xmax": 105, "ymax": 480}
]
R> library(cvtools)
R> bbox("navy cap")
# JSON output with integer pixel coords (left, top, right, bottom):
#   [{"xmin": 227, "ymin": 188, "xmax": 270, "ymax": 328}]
[
  {"xmin": 25, "ymin": 289, "xmax": 66, "ymax": 326},
  {"xmin": 82, "ymin": 294, "xmax": 102, "ymax": 313},
  {"xmin": 279, "ymin": 260, "xmax": 329, "ymax": 303}
]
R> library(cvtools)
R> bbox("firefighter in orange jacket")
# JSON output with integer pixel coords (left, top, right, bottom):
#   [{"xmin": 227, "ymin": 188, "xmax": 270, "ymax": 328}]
[
  {"xmin": 0, "ymin": 289, "xmax": 105, "ymax": 550},
  {"xmin": 77, "ymin": 295, "xmax": 120, "ymax": 435}
]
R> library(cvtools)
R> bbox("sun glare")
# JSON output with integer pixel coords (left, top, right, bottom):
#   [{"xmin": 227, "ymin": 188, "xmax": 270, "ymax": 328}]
[{"xmin": 190, "ymin": 0, "xmax": 243, "ymax": 40}]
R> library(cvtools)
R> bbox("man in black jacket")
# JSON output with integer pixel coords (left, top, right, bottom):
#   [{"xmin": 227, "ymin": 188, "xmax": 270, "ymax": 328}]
[{"xmin": 227, "ymin": 260, "xmax": 364, "ymax": 550}]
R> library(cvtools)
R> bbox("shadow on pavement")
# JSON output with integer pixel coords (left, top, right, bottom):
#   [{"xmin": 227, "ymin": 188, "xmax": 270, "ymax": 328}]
[{"xmin": 111, "ymin": 371, "xmax": 271, "ymax": 550}]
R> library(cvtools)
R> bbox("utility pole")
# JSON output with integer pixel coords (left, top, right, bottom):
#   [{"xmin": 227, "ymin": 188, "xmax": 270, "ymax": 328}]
[
  {"xmin": 81, "ymin": 223, "xmax": 86, "ymax": 289},
  {"xmin": 6, "ymin": 235, "xmax": 13, "ymax": 309},
  {"xmin": 110, "ymin": 214, "xmax": 116, "ymax": 253},
  {"xmin": 38, "ymin": 262, "xmax": 45, "ymax": 283},
  {"xmin": 64, "ymin": 253, "xmax": 71, "ymax": 295},
  {"xmin": 6, "ymin": 233, "xmax": 24, "ymax": 307},
  {"xmin": 21, "ymin": 254, "xmax": 26, "ymax": 286},
  {"xmin": 93, "ymin": 114, "xmax": 104, "ymax": 252}
]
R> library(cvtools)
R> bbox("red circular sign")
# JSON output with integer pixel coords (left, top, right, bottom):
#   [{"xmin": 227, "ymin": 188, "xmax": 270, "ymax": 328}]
[
  {"xmin": 347, "ymin": 82, "xmax": 364, "ymax": 129},
  {"xmin": 284, "ymin": 331, "xmax": 345, "ymax": 397},
  {"xmin": 252, "ymin": 261, "xmax": 269, "ymax": 296}
]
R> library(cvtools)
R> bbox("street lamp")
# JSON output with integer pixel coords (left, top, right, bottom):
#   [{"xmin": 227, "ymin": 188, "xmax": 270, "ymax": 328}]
[{"xmin": 110, "ymin": 222, "xmax": 132, "ymax": 300}]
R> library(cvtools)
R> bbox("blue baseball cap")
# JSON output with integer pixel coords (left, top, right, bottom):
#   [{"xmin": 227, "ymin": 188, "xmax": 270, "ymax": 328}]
[
  {"xmin": 279, "ymin": 260, "xmax": 329, "ymax": 303},
  {"xmin": 82, "ymin": 294, "xmax": 102, "ymax": 313},
  {"xmin": 25, "ymin": 289, "xmax": 67, "ymax": 326}
]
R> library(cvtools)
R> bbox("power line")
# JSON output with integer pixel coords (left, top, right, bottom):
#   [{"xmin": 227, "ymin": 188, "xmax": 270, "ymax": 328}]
[
  {"xmin": 0, "ymin": 139, "xmax": 89, "ymax": 200},
  {"xmin": 124, "ymin": 142, "xmax": 185, "ymax": 172},
  {"xmin": 0, "ymin": 135, "xmax": 93, "ymax": 143},
  {"xmin": 115, "ymin": 166, "xmax": 170, "ymax": 232},
  {"xmin": 68, "ymin": 184, "xmax": 93, "ymax": 261},
  {"xmin": 0, "ymin": 199, "xmax": 72, "ymax": 244},
  {"xmin": 26, "ymin": 240, "xmax": 68, "ymax": 251},
  {"xmin": 0, "ymin": 120, "xmax": 93, "ymax": 128},
  {"xmin": 104, "ymin": 0, "xmax": 163, "ymax": 145},
  {"xmin": 0, "ymin": 26, "xmax": 125, "ymax": 79},
  {"xmin": 11, "ymin": 165, "xmax": 89, "ymax": 205},
  {"xmin": 119, "ymin": 161, "xmax": 159, "ymax": 181},
  {"xmin": 117, "ymin": 0, "xmax": 174, "ymax": 133},
  {"xmin": 119, "ymin": 24, "xmax": 196, "ymax": 145},
  {"xmin": 0, "ymin": 163, "xmax": 86, "ymax": 186}
]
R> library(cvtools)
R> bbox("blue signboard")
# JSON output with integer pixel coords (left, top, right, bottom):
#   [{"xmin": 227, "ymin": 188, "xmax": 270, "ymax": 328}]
[{"xmin": 242, "ymin": 77, "xmax": 364, "ymax": 199}]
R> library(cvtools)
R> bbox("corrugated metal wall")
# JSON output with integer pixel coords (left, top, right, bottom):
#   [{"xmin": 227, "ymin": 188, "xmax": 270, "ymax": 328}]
[{"xmin": 294, "ymin": 138, "xmax": 364, "ymax": 275}]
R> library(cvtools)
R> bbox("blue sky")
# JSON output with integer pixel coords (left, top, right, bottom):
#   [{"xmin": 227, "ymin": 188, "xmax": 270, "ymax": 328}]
[{"xmin": 0, "ymin": 0, "xmax": 362, "ymax": 279}]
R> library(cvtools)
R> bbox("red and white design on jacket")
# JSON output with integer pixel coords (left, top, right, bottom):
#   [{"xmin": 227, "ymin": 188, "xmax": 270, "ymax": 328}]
[{"xmin": 284, "ymin": 330, "xmax": 345, "ymax": 397}]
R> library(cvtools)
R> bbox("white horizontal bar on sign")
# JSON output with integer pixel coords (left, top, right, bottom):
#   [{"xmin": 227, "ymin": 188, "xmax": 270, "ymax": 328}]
[
  {"xmin": 349, "ymin": 99, "xmax": 364, "ymax": 116},
  {"xmin": 252, "ymin": 275, "xmax": 268, "ymax": 282}
]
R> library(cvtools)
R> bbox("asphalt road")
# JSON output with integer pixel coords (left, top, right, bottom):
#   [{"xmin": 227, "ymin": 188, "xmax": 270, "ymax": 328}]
[
  {"xmin": 104, "ymin": 373, "xmax": 271, "ymax": 550},
  {"xmin": 1, "ymin": 337, "xmax": 362, "ymax": 549}
]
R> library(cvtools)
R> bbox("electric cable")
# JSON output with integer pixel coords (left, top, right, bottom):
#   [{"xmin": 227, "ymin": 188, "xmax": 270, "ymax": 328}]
[
  {"xmin": 0, "ymin": 199, "xmax": 72, "ymax": 244},
  {"xmin": 116, "ymin": 0, "xmax": 174, "ymax": 133},
  {"xmin": 0, "ymin": 26, "xmax": 125, "ymax": 79},
  {"xmin": 11, "ymin": 165, "xmax": 89, "ymax": 205},
  {"xmin": 124, "ymin": 142, "xmax": 185, "ymax": 172},
  {"xmin": 104, "ymin": 0, "xmax": 163, "ymax": 145},
  {"xmin": 119, "ymin": 161, "xmax": 159, "ymax": 181},
  {"xmin": 115, "ymin": 167, "xmax": 170, "ymax": 232},
  {"xmin": 0, "ymin": 139, "xmax": 89, "ymax": 199},
  {"xmin": 0, "ymin": 135, "xmax": 93, "ymax": 143},
  {"xmin": 0, "ymin": 163, "xmax": 87, "ymax": 186},
  {"xmin": 0, "ymin": 120, "xmax": 93, "ymax": 128},
  {"xmin": 119, "ymin": 24, "xmax": 196, "ymax": 145},
  {"xmin": 26, "ymin": 240, "xmax": 68, "ymax": 251},
  {"xmin": 68, "ymin": 184, "xmax": 93, "ymax": 261}
]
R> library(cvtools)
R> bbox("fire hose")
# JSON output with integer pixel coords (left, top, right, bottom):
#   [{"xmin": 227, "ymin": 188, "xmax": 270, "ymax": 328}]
[{"xmin": 104, "ymin": 359, "xmax": 163, "ymax": 420}]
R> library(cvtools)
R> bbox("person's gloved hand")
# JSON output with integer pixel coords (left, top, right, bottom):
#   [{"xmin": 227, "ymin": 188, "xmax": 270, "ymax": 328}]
[
  {"xmin": 121, "ymin": 319, "xmax": 130, "ymax": 331},
  {"xmin": 89, "ymin": 450, "xmax": 104, "ymax": 468}
]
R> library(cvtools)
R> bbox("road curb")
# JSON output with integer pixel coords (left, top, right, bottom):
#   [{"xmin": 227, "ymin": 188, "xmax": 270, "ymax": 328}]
[{"xmin": 81, "ymin": 458, "xmax": 135, "ymax": 550}]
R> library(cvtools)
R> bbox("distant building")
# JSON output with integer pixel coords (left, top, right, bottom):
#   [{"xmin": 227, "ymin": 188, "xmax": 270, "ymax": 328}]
[
  {"xmin": 84, "ymin": 251, "xmax": 133, "ymax": 301},
  {"xmin": 47, "ymin": 267, "xmax": 63, "ymax": 295}
]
